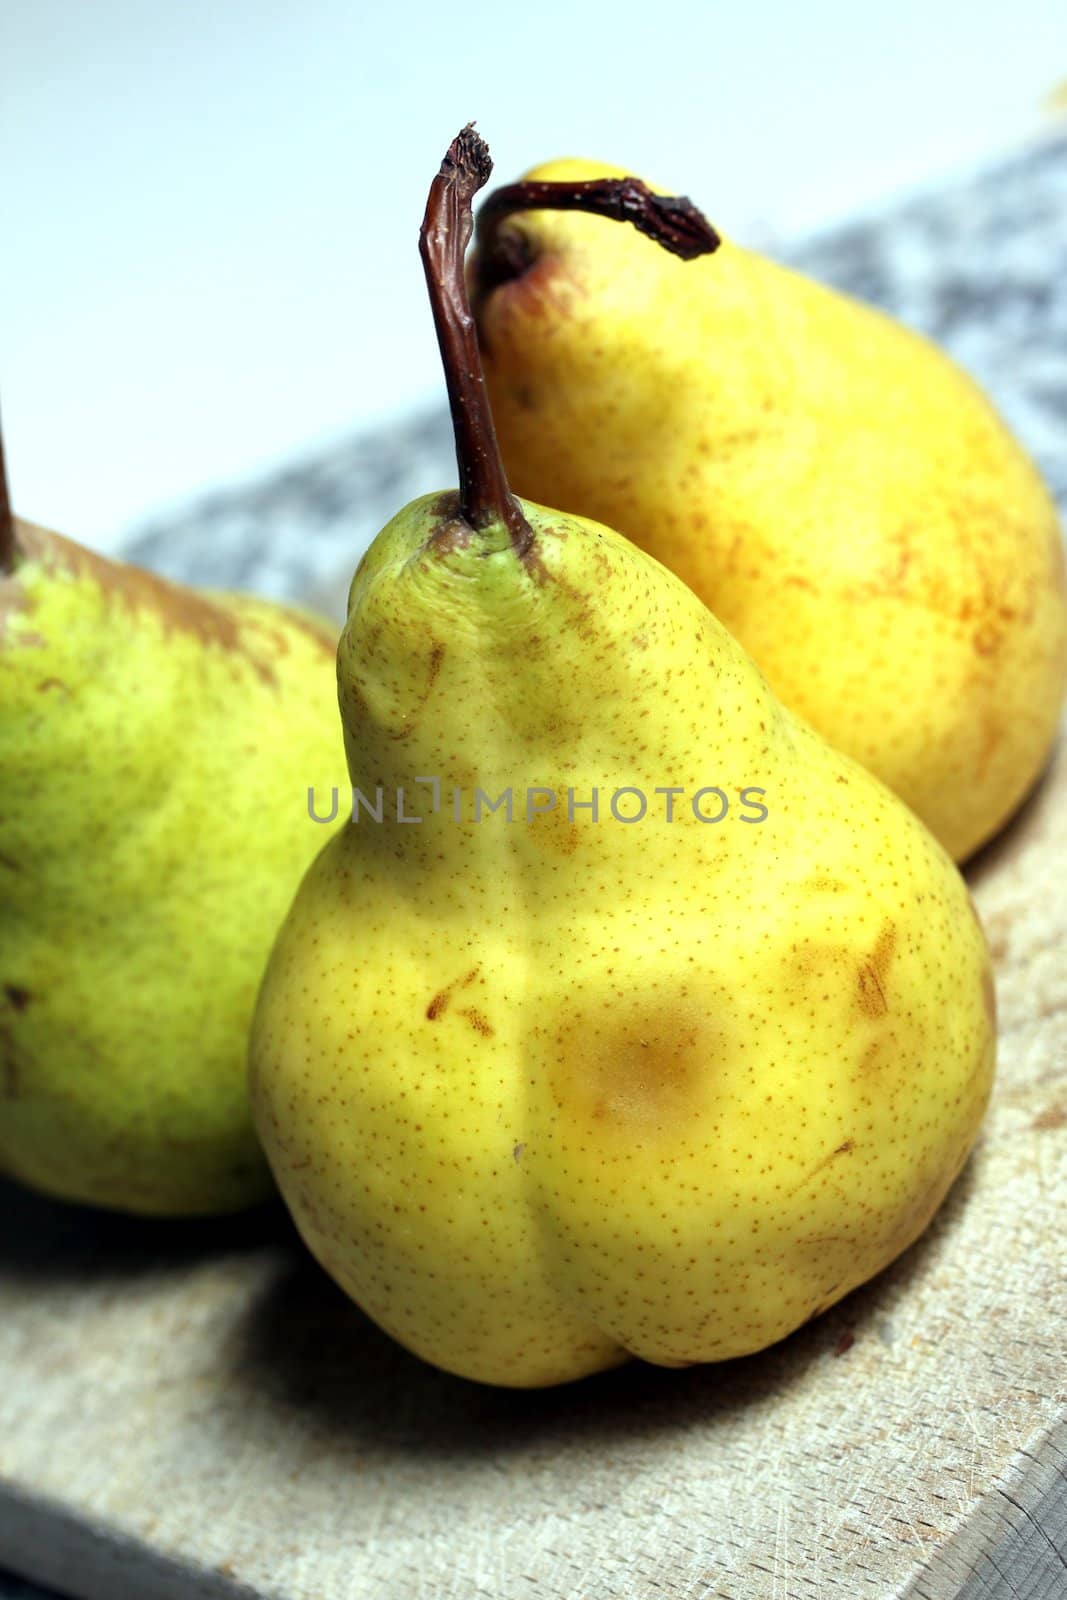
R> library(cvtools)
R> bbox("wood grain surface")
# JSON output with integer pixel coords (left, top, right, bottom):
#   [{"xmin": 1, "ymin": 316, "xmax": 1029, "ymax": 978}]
[{"xmin": 0, "ymin": 734, "xmax": 1064, "ymax": 1600}]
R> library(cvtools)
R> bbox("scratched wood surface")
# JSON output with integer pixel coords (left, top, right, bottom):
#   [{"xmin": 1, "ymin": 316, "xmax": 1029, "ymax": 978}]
[{"xmin": 0, "ymin": 722, "xmax": 1064, "ymax": 1600}]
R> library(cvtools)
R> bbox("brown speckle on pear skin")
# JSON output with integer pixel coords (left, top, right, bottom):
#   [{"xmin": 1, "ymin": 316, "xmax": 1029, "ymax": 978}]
[
  {"xmin": 787, "ymin": 1139, "xmax": 855, "ymax": 1196},
  {"xmin": 857, "ymin": 923, "xmax": 897, "ymax": 1018},
  {"xmin": 527, "ymin": 791, "xmax": 581, "ymax": 857},
  {"xmin": 856, "ymin": 964, "xmax": 888, "ymax": 1016},
  {"xmin": 426, "ymin": 967, "xmax": 482, "ymax": 1022},
  {"xmin": 858, "ymin": 1036, "xmax": 892, "ymax": 1078},
  {"xmin": 427, "ymin": 641, "xmax": 446, "ymax": 688},
  {"xmin": 459, "ymin": 1008, "xmax": 494, "ymax": 1038},
  {"xmin": 4, "ymin": 986, "xmax": 30, "ymax": 1011}
]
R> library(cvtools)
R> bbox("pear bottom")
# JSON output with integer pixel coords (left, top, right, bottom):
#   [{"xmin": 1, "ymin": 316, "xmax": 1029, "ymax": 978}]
[
  {"xmin": 250, "ymin": 819, "xmax": 992, "ymax": 1389},
  {"xmin": 0, "ymin": 1083, "xmax": 272, "ymax": 1218}
]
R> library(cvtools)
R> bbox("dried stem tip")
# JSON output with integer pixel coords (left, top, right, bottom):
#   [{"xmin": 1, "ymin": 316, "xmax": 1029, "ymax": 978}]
[
  {"xmin": 418, "ymin": 124, "xmax": 532, "ymax": 555},
  {"xmin": 476, "ymin": 175, "xmax": 721, "ymax": 266}
]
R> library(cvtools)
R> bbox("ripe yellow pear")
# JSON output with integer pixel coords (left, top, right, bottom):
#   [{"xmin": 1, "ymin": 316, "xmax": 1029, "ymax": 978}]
[
  {"xmin": 473, "ymin": 158, "xmax": 1067, "ymax": 862},
  {"xmin": 0, "ymin": 431, "xmax": 345, "ymax": 1215},
  {"xmin": 249, "ymin": 129, "xmax": 994, "ymax": 1388}
]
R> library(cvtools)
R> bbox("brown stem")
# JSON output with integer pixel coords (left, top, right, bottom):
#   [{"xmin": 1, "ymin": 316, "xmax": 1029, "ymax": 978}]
[
  {"xmin": 0, "ymin": 407, "xmax": 16, "ymax": 574},
  {"xmin": 475, "ymin": 176, "xmax": 720, "ymax": 294},
  {"xmin": 418, "ymin": 125, "xmax": 532, "ymax": 555}
]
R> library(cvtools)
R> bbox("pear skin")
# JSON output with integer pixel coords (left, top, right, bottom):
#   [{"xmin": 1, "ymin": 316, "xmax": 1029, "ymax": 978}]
[
  {"xmin": 473, "ymin": 159, "xmax": 1067, "ymax": 862},
  {"xmin": 249, "ymin": 130, "xmax": 994, "ymax": 1388},
  {"xmin": 0, "ymin": 516, "xmax": 345, "ymax": 1215}
]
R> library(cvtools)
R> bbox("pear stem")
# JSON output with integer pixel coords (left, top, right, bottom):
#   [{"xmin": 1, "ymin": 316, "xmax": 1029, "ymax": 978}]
[
  {"xmin": 0, "ymin": 410, "xmax": 16, "ymax": 575},
  {"xmin": 474, "ymin": 176, "xmax": 720, "ymax": 293},
  {"xmin": 419, "ymin": 126, "xmax": 532, "ymax": 556}
]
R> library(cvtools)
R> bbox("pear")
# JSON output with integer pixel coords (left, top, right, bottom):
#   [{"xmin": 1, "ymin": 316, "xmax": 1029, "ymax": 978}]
[
  {"xmin": 0, "ymin": 423, "xmax": 345, "ymax": 1215},
  {"xmin": 472, "ymin": 159, "xmax": 1067, "ymax": 863},
  {"xmin": 249, "ymin": 129, "xmax": 994, "ymax": 1388}
]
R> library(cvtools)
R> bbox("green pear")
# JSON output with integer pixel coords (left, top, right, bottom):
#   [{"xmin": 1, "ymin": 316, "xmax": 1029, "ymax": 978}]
[
  {"xmin": 249, "ymin": 129, "xmax": 994, "ymax": 1387},
  {"xmin": 472, "ymin": 160, "xmax": 1067, "ymax": 863},
  {"xmin": 0, "ymin": 426, "xmax": 345, "ymax": 1215}
]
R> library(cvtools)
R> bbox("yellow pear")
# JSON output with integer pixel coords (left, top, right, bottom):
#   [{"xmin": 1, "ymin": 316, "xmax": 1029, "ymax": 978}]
[
  {"xmin": 0, "ymin": 428, "xmax": 345, "ymax": 1215},
  {"xmin": 472, "ymin": 158, "xmax": 1067, "ymax": 862},
  {"xmin": 249, "ymin": 129, "xmax": 994, "ymax": 1388}
]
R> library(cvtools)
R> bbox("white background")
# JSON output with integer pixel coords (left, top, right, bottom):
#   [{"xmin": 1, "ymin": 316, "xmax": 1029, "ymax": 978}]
[{"xmin": 2, "ymin": 0, "xmax": 1065, "ymax": 550}]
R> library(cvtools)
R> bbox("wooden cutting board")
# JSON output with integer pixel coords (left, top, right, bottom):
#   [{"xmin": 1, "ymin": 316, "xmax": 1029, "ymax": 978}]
[{"xmin": 0, "ymin": 732, "xmax": 1064, "ymax": 1600}]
